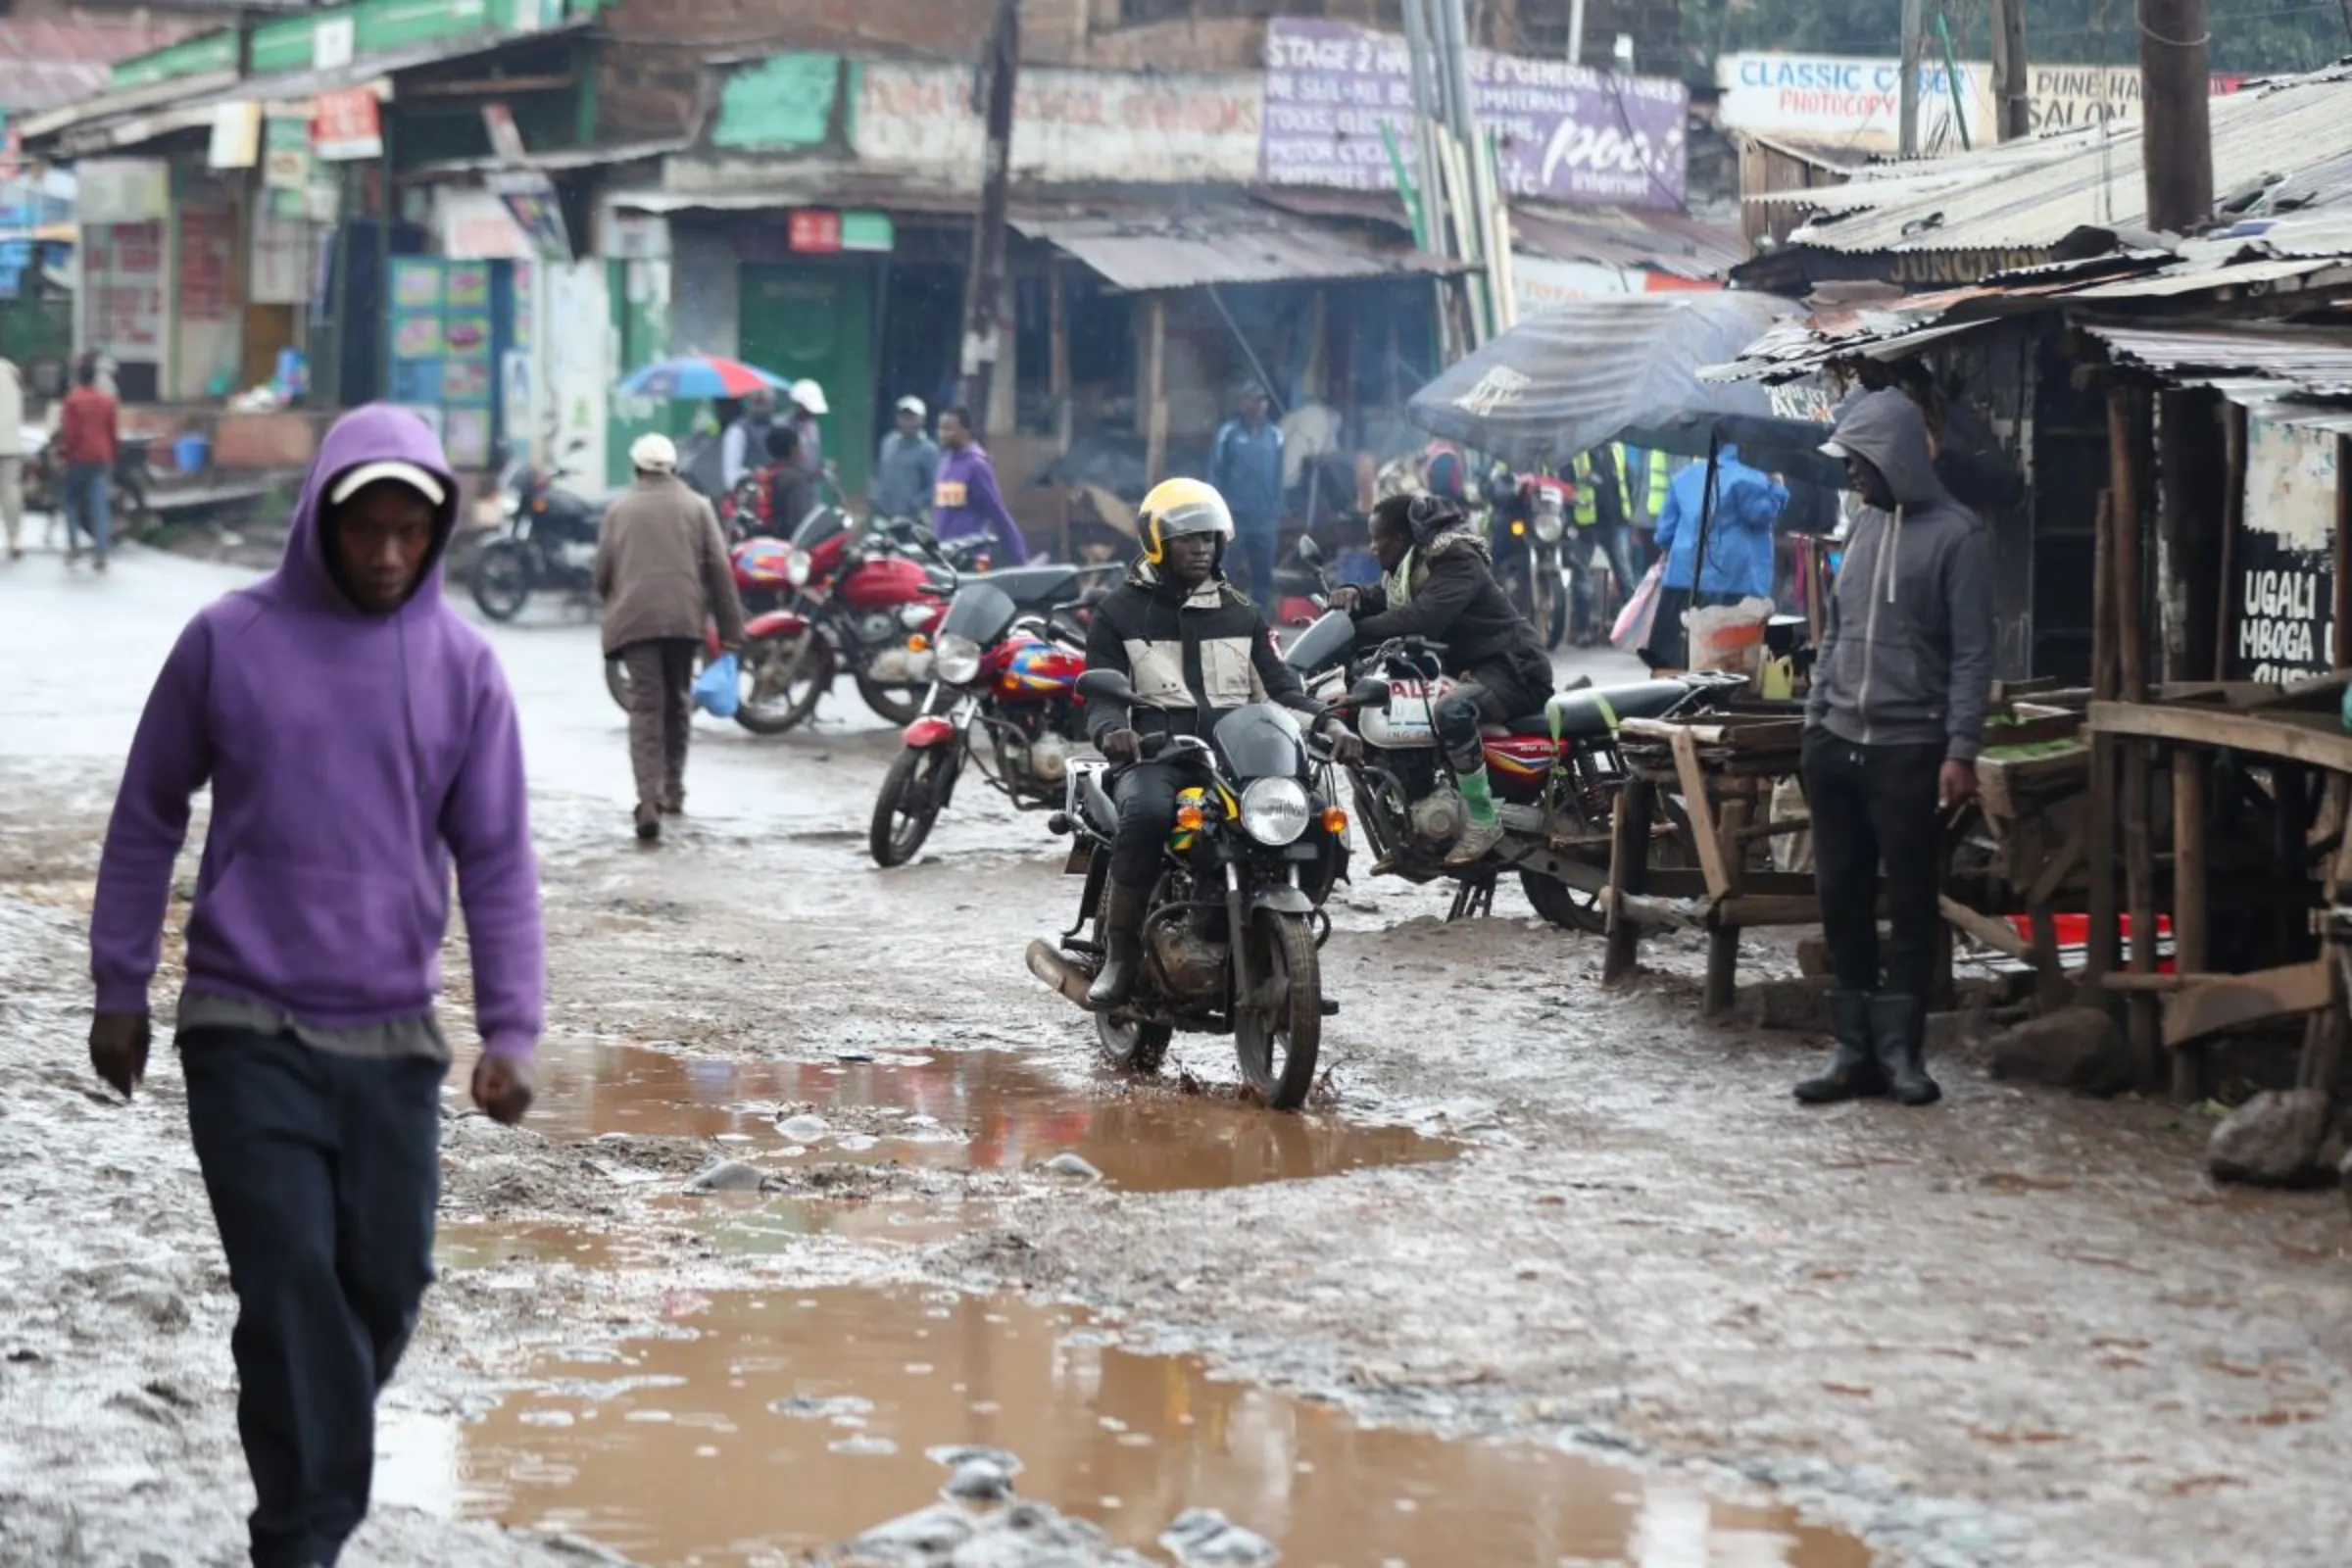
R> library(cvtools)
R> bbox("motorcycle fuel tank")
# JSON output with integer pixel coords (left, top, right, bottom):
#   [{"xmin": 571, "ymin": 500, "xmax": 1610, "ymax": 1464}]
[
  {"xmin": 1000, "ymin": 639, "xmax": 1083, "ymax": 699},
  {"xmin": 838, "ymin": 555, "xmax": 935, "ymax": 611}
]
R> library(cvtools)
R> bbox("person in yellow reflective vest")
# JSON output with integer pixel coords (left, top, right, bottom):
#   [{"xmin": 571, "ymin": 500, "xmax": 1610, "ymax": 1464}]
[
  {"xmin": 1617, "ymin": 444, "xmax": 1676, "ymax": 567},
  {"xmin": 1567, "ymin": 444, "xmax": 1642, "ymax": 647}
]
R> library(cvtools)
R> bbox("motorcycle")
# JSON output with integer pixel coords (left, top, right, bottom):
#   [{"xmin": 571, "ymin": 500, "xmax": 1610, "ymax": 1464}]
[
  {"xmin": 470, "ymin": 454, "xmax": 610, "ymax": 621},
  {"xmin": 1024, "ymin": 668, "xmax": 1349, "ymax": 1111},
  {"xmin": 28, "ymin": 428, "xmax": 155, "ymax": 543},
  {"xmin": 866, "ymin": 566, "xmax": 1112, "ymax": 867},
  {"xmin": 1488, "ymin": 473, "xmax": 1571, "ymax": 652},
  {"xmin": 1284, "ymin": 543, "xmax": 1742, "ymax": 930}
]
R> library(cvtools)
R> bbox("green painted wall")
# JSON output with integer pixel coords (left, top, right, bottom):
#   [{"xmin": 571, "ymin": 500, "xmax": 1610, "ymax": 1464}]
[
  {"xmin": 111, "ymin": 31, "xmax": 237, "ymax": 88},
  {"xmin": 712, "ymin": 55, "xmax": 849, "ymax": 150}
]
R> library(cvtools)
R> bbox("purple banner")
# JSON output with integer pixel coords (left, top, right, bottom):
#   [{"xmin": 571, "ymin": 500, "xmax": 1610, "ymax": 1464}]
[{"xmin": 1259, "ymin": 18, "xmax": 1688, "ymax": 213}]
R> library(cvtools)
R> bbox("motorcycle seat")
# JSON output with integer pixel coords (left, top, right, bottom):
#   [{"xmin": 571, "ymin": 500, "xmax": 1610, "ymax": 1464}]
[
  {"xmin": 977, "ymin": 564, "xmax": 1082, "ymax": 610},
  {"xmin": 1536, "ymin": 680, "xmax": 1699, "ymax": 740}
]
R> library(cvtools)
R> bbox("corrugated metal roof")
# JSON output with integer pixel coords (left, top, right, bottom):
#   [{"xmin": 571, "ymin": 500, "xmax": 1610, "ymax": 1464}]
[
  {"xmin": 0, "ymin": 18, "xmax": 205, "ymax": 118},
  {"xmin": 1781, "ymin": 64, "xmax": 2352, "ymax": 255},
  {"xmin": 2067, "ymin": 255, "xmax": 2352, "ymax": 298},
  {"xmin": 404, "ymin": 138, "xmax": 691, "ymax": 183},
  {"xmin": 1510, "ymin": 202, "xmax": 1741, "ymax": 279},
  {"xmin": 2085, "ymin": 321, "xmax": 2352, "ymax": 400},
  {"xmin": 1011, "ymin": 203, "xmax": 1462, "ymax": 291}
]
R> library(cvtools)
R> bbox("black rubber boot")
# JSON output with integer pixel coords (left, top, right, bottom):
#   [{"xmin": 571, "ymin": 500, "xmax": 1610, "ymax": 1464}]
[
  {"xmin": 1086, "ymin": 882, "xmax": 1151, "ymax": 1011},
  {"xmin": 1870, "ymin": 993, "xmax": 1941, "ymax": 1106},
  {"xmin": 1793, "ymin": 989, "xmax": 1888, "ymax": 1104}
]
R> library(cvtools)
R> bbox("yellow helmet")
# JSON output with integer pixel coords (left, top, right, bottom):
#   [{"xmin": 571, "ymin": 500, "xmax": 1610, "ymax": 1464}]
[{"xmin": 1136, "ymin": 477, "xmax": 1234, "ymax": 564}]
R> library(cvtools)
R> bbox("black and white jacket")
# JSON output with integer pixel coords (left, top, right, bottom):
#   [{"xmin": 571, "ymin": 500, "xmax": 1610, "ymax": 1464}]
[{"xmin": 1083, "ymin": 564, "xmax": 1321, "ymax": 746}]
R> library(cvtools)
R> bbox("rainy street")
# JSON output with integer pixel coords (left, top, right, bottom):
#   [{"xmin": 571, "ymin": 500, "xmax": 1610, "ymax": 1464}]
[{"xmin": 3, "ymin": 543, "xmax": 2348, "ymax": 1568}]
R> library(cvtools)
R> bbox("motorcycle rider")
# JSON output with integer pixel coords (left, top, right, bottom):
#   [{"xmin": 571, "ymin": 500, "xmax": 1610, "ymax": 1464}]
[
  {"xmin": 1330, "ymin": 492, "xmax": 1554, "ymax": 865},
  {"xmin": 1084, "ymin": 478, "xmax": 1359, "ymax": 1009},
  {"xmin": 719, "ymin": 387, "xmax": 778, "ymax": 493}
]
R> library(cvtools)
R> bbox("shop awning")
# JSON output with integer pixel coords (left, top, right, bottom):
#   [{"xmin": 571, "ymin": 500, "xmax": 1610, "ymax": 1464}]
[
  {"xmin": 24, "ymin": 24, "xmax": 587, "ymax": 160},
  {"xmin": 1009, "ymin": 204, "xmax": 1461, "ymax": 292}
]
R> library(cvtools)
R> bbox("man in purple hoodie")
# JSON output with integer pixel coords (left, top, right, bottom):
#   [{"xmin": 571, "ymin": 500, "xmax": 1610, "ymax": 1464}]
[
  {"xmin": 931, "ymin": 405, "xmax": 1029, "ymax": 564},
  {"xmin": 85, "ymin": 404, "xmax": 544, "ymax": 1568}
]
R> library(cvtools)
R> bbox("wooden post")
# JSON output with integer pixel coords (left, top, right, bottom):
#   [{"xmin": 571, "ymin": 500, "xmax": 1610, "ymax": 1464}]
[
  {"xmin": 1049, "ymin": 261, "xmax": 1072, "ymax": 457},
  {"xmin": 2212, "ymin": 402, "xmax": 2246, "ymax": 679},
  {"xmin": 1989, "ymin": 0, "xmax": 2032, "ymax": 140},
  {"xmin": 2137, "ymin": 0, "xmax": 2215, "ymax": 234},
  {"xmin": 2170, "ymin": 748, "xmax": 2209, "ymax": 1101},
  {"xmin": 2084, "ymin": 493, "xmax": 2122, "ymax": 994},
  {"xmin": 1705, "ymin": 795, "xmax": 1753, "ymax": 1018},
  {"xmin": 1143, "ymin": 293, "xmax": 1168, "ymax": 484},
  {"xmin": 1603, "ymin": 781, "xmax": 1655, "ymax": 984},
  {"xmin": 2334, "ymin": 435, "xmax": 2352, "ymax": 668},
  {"xmin": 957, "ymin": 0, "xmax": 1019, "ymax": 419},
  {"xmin": 2109, "ymin": 384, "xmax": 2150, "ymax": 703}
]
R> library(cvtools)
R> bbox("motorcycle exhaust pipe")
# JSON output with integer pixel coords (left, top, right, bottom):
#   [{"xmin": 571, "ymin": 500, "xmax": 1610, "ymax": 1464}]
[{"xmin": 1025, "ymin": 940, "xmax": 1097, "ymax": 1009}]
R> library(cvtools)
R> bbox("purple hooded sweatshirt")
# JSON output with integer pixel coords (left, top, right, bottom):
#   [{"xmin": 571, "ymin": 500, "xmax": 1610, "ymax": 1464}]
[{"xmin": 89, "ymin": 405, "xmax": 545, "ymax": 1059}]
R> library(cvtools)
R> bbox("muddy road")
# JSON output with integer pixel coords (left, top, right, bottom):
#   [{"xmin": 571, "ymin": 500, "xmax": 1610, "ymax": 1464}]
[{"xmin": 3, "ymin": 546, "xmax": 2347, "ymax": 1568}]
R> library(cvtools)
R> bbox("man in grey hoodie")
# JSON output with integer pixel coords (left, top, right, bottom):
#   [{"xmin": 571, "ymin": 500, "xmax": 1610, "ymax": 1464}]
[{"xmin": 1797, "ymin": 389, "xmax": 1993, "ymax": 1107}]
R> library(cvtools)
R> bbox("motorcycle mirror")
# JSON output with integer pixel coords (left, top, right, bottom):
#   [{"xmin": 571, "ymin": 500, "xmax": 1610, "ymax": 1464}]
[
  {"xmin": 1294, "ymin": 536, "xmax": 1324, "ymax": 566},
  {"xmin": 1347, "ymin": 678, "xmax": 1389, "ymax": 710},
  {"xmin": 1076, "ymin": 669, "xmax": 1136, "ymax": 707}
]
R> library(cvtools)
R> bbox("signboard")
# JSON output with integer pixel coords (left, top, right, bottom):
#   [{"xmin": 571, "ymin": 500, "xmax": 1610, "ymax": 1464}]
[
  {"xmin": 437, "ymin": 186, "xmax": 534, "ymax": 260},
  {"xmin": 313, "ymin": 88, "xmax": 383, "ymax": 162},
  {"xmin": 481, "ymin": 103, "xmax": 526, "ymax": 164},
  {"xmin": 388, "ymin": 257, "xmax": 497, "ymax": 467},
  {"xmin": 263, "ymin": 115, "xmax": 313, "ymax": 220},
  {"xmin": 314, "ymin": 15, "xmax": 355, "ymax": 73},
  {"xmin": 75, "ymin": 159, "xmax": 170, "ymax": 224},
  {"xmin": 83, "ymin": 220, "xmax": 165, "ymax": 360},
  {"xmin": 788, "ymin": 209, "xmax": 842, "ymax": 254},
  {"xmin": 489, "ymin": 170, "xmax": 569, "ymax": 261},
  {"xmin": 602, "ymin": 210, "xmax": 671, "ymax": 261},
  {"xmin": 2230, "ymin": 416, "xmax": 2337, "ymax": 684},
  {"xmin": 1259, "ymin": 19, "xmax": 1687, "ymax": 211},
  {"xmin": 1718, "ymin": 54, "xmax": 1991, "ymax": 154},
  {"xmin": 854, "ymin": 63, "xmax": 1261, "ymax": 187},
  {"xmin": 2026, "ymin": 65, "xmax": 2244, "ymax": 134},
  {"xmin": 208, "ymin": 102, "xmax": 262, "ymax": 172}
]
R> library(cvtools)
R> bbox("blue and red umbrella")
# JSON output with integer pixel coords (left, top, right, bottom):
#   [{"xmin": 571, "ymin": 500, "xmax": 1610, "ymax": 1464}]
[{"xmin": 616, "ymin": 355, "xmax": 789, "ymax": 401}]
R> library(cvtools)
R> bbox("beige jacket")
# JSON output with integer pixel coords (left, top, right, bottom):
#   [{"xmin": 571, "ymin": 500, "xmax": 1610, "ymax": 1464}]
[{"xmin": 594, "ymin": 475, "xmax": 747, "ymax": 656}]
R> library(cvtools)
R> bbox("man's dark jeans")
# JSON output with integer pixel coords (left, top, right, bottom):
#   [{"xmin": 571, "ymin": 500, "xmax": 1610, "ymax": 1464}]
[
  {"xmin": 181, "ymin": 1028, "xmax": 445, "ymax": 1568},
  {"xmin": 1802, "ymin": 729, "xmax": 1945, "ymax": 997}
]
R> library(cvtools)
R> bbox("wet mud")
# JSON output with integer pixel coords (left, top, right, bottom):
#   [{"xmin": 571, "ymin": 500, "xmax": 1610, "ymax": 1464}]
[
  {"xmin": 382, "ymin": 1286, "xmax": 1868, "ymax": 1567},
  {"xmin": 8, "ymin": 551, "xmax": 2352, "ymax": 1568}
]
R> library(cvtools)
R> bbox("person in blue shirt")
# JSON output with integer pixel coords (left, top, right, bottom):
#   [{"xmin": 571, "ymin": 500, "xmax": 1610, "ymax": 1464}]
[
  {"xmin": 1643, "ymin": 444, "xmax": 1788, "ymax": 668},
  {"xmin": 1206, "ymin": 384, "xmax": 1285, "ymax": 602}
]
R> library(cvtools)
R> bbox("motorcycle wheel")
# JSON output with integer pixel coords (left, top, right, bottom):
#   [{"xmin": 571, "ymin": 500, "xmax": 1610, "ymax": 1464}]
[
  {"xmin": 469, "ymin": 541, "xmax": 532, "ymax": 622},
  {"xmin": 735, "ymin": 631, "xmax": 832, "ymax": 735},
  {"xmin": 869, "ymin": 746, "xmax": 953, "ymax": 866},
  {"xmin": 1520, "ymin": 869, "xmax": 1606, "ymax": 933},
  {"xmin": 1233, "ymin": 910, "xmax": 1322, "ymax": 1110},
  {"xmin": 855, "ymin": 666, "xmax": 928, "ymax": 727},
  {"xmin": 1533, "ymin": 565, "xmax": 1567, "ymax": 651}
]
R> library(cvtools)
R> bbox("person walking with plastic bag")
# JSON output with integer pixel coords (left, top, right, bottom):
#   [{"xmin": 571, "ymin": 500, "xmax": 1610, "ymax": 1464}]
[{"xmin": 596, "ymin": 433, "xmax": 747, "ymax": 842}]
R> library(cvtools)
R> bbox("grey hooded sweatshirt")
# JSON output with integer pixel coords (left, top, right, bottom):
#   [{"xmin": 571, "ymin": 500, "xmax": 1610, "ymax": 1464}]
[{"xmin": 1807, "ymin": 389, "xmax": 1995, "ymax": 762}]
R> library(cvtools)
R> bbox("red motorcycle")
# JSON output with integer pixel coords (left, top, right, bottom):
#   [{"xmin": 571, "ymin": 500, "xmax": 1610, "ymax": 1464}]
[
  {"xmin": 603, "ymin": 533, "xmax": 810, "ymax": 728},
  {"xmin": 867, "ymin": 566, "xmax": 1113, "ymax": 866}
]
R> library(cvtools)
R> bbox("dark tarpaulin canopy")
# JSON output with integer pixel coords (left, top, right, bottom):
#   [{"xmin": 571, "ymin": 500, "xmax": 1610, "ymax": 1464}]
[{"xmin": 1406, "ymin": 293, "xmax": 1848, "ymax": 485}]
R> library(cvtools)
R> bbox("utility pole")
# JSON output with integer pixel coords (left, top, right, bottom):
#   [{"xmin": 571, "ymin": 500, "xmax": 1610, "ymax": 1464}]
[
  {"xmin": 2137, "ymin": 0, "xmax": 2213, "ymax": 232},
  {"xmin": 1989, "ymin": 0, "xmax": 2032, "ymax": 140},
  {"xmin": 1566, "ymin": 0, "xmax": 1588, "ymax": 65},
  {"xmin": 959, "ymin": 0, "xmax": 1018, "ymax": 423},
  {"xmin": 1898, "ymin": 0, "xmax": 1924, "ymax": 156}
]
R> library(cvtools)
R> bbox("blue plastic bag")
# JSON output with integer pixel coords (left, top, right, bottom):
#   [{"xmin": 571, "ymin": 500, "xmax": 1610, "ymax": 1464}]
[{"xmin": 692, "ymin": 652, "xmax": 741, "ymax": 719}]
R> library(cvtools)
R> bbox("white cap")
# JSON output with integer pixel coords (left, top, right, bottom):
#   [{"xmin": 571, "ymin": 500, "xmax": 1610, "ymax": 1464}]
[
  {"xmin": 790, "ymin": 378, "xmax": 830, "ymax": 416},
  {"xmin": 630, "ymin": 432, "xmax": 679, "ymax": 472},
  {"xmin": 896, "ymin": 395, "xmax": 926, "ymax": 418},
  {"xmin": 330, "ymin": 460, "xmax": 446, "ymax": 509}
]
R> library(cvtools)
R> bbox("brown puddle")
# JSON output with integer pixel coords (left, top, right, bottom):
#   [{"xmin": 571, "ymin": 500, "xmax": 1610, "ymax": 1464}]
[
  {"xmin": 461, "ymin": 1039, "xmax": 1459, "ymax": 1194},
  {"xmin": 379, "ymin": 1287, "xmax": 1870, "ymax": 1567}
]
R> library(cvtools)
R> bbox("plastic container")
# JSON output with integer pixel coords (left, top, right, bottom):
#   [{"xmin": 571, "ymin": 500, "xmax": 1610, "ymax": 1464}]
[
  {"xmin": 1681, "ymin": 597, "xmax": 1774, "ymax": 673},
  {"xmin": 173, "ymin": 434, "xmax": 211, "ymax": 474}
]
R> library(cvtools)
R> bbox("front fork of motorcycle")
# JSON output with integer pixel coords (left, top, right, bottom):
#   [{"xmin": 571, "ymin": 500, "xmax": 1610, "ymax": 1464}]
[{"xmin": 1222, "ymin": 858, "xmax": 1255, "ymax": 1016}]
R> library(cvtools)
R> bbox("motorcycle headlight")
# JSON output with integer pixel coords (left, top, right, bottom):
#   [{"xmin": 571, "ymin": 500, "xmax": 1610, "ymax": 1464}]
[
  {"xmin": 933, "ymin": 633, "xmax": 984, "ymax": 686},
  {"xmin": 1532, "ymin": 507, "xmax": 1565, "ymax": 543},
  {"xmin": 500, "ymin": 491, "xmax": 520, "ymax": 519},
  {"xmin": 785, "ymin": 550, "xmax": 812, "ymax": 587},
  {"xmin": 1239, "ymin": 777, "xmax": 1311, "ymax": 847}
]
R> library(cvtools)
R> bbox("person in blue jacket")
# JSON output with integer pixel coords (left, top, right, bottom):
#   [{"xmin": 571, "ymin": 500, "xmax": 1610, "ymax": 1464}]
[
  {"xmin": 1643, "ymin": 444, "xmax": 1788, "ymax": 667},
  {"xmin": 1206, "ymin": 384, "xmax": 1285, "ymax": 602}
]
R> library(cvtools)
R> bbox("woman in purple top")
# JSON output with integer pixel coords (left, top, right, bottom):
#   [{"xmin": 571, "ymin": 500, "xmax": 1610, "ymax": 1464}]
[{"xmin": 930, "ymin": 406, "xmax": 1030, "ymax": 564}]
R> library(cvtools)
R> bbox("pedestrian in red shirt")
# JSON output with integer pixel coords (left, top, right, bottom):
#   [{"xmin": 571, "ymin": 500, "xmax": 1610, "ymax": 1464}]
[{"xmin": 58, "ymin": 355, "xmax": 120, "ymax": 571}]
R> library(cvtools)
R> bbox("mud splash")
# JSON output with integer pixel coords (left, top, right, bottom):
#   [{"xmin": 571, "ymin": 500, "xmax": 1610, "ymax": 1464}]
[
  {"xmin": 381, "ymin": 1286, "xmax": 1870, "ymax": 1567},
  {"xmin": 499, "ymin": 1039, "xmax": 1459, "ymax": 1194}
]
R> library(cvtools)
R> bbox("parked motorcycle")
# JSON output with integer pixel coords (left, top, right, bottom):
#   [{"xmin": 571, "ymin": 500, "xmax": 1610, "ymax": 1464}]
[
  {"xmin": 1024, "ymin": 668, "xmax": 1348, "ymax": 1110},
  {"xmin": 470, "ymin": 454, "xmax": 610, "ymax": 621},
  {"xmin": 866, "ymin": 566, "xmax": 1112, "ymax": 866},
  {"xmin": 1284, "ymin": 541, "xmax": 1741, "ymax": 930}
]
